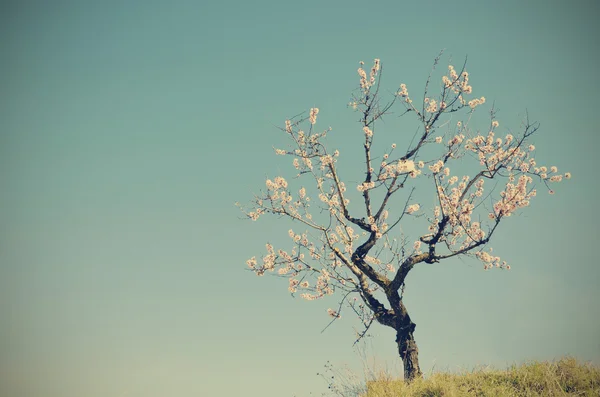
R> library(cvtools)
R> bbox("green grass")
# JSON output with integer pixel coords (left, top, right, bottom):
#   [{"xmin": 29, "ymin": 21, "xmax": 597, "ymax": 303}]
[{"xmin": 321, "ymin": 357, "xmax": 600, "ymax": 397}]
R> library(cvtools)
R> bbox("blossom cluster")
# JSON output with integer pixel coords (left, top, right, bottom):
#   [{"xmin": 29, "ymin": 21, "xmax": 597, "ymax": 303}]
[
  {"xmin": 378, "ymin": 159, "xmax": 419, "ymax": 181},
  {"xmin": 397, "ymin": 84, "xmax": 409, "ymax": 99},
  {"xmin": 468, "ymin": 96, "xmax": 486, "ymax": 109},
  {"xmin": 406, "ymin": 204, "xmax": 420, "ymax": 214},
  {"xmin": 245, "ymin": 229, "xmax": 347, "ymax": 301},
  {"xmin": 425, "ymin": 98, "xmax": 446, "ymax": 113},
  {"xmin": 309, "ymin": 107, "xmax": 319, "ymax": 125},
  {"xmin": 327, "ymin": 308, "xmax": 341, "ymax": 318},
  {"xmin": 443, "ymin": 66, "xmax": 472, "ymax": 94},
  {"xmin": 357, "ymin": 59, "xmax": 380, "ymax": 93},
  {"xmin": 366, "ymin": 214, "xmax": 390, "ymax": 240},
  {"xmin": 476, "ymin": 249, "xmax": 510, "ymax": 270},
  {"xmin": 398, "ymin": 64, "xmax": 478, "ymax": 112},
  {"xmin": 357, "ymin": 181, "xmax": 376, "ymax": 192},
  {"xmin": 420, "ymin": 122, "xmax": 571, "ymax": 267},
  {"xmin": 464, "ymin": 128, "xmax": 570, "ymax": 217}
]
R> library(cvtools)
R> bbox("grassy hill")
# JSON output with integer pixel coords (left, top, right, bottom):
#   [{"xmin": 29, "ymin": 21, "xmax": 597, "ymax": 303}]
[{"xmin": 321, "ymin": 357, "xmax": 600, "ymax": 396}]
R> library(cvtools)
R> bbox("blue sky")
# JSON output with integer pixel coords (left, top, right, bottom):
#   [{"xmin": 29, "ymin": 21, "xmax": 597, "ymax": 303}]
[{"xmin": 1, "ymin": 1, "xmax": 598, "ymax": 396}]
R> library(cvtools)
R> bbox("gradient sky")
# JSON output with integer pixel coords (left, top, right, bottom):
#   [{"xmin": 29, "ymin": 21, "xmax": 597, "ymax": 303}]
[{"xmin": 1, "ymin": 1, "xmax": 598, "ymax": 396}]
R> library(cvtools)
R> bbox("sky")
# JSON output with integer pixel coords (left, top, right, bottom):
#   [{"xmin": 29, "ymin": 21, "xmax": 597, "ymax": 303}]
[{"xmin": 1, "ymin": 1, "xmax": 598, "ymax": 396}]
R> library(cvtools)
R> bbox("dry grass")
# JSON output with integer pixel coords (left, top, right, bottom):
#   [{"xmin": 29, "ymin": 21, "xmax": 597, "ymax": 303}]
[{"xmin": 322, "ymin": 357, "xmax": 600, "ymax": 397}]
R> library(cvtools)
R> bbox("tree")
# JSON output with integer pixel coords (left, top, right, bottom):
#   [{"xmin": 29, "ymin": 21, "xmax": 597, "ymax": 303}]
[{"xmin": 237, "ymin": 54, "xmax": 570, "ymax": 382}]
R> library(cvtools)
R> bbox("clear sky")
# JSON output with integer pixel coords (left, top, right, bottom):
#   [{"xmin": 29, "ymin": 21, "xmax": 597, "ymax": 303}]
[{"xmin": 1, "ymin": 1, "xmax": 598, "ymax": 396}]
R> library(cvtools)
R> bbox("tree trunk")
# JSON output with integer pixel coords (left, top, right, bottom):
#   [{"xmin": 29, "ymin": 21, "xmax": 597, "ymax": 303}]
[{"xmin": 396, "ymin": 322, "xmax": 422, "ymax": 381}]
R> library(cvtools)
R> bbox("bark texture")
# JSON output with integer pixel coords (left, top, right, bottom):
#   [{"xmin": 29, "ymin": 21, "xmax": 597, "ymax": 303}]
[
  {"xmin": 395, "ymin": 322, "xmax": 422, "ymax": 381},
  {"xmin": 385, "ymin": 286, "xmax": 423, "ymax": 382}
]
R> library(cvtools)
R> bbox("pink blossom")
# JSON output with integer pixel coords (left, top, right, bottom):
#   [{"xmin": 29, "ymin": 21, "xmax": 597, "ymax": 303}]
[
  {"xmin": 406, "ymin": 204, "xmax": 420, "ymax": 214},
  {"xmin": 327, "ymin": 308, "xmax": 340, "ymax": 318},
  {"xmin": 309, "ymin": 108, "xmax": 319, "ymax": 124},
  {"xmin": 398, "ymin": 83, "xmax": 408, "ymax": 97}
]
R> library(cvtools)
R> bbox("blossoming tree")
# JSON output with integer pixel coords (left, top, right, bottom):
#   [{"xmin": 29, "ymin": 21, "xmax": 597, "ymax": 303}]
[{"xmin": 237, "ymin": 56, "xmax": 570, "ymax": 381}]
